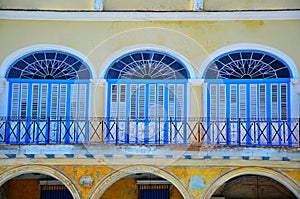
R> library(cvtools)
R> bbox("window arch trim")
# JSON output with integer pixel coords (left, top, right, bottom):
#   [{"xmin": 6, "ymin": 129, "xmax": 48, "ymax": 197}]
[
  {"xmin": 105, "ymin": 50, "xmax": 190, "ymax": 80},
  {"xmin": 6, "ymin": 50, "xmax": 92, "ymax": 80},
  {"xmin": 199, "ymin": 44, "xmax": 298, "ymax": 79},
  {"xmin": 0, "ymin": 44, "xmax": 96, "ymax": 79},
  {"xmin": 203, "ymin": 49, "xmax": 292, "ymax": 79}
]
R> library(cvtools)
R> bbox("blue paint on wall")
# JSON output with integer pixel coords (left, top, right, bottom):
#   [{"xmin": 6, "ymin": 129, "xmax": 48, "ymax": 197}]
[{"xmin": 189, "ymin": 176, "xmax": 205, "ymax": 190}]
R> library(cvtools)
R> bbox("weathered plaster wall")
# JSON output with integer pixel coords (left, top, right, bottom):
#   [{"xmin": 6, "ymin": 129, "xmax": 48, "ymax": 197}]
[
  {"xmin": 0, "ymin": 163, "xmax": 298, "ymax": 199},
  {"xmin": 0, "ymin": 0, "xmax": 299, "ymax": 11},
  {"xmin": 0, "ymin": 0, "xmax": 93, "ymax": 10},
  {"xmin": 0, "ymin": 20, "xmax": 299, "ymax": 78},
  {"xmin": 103, "ymin": 0, "xmax": 193, "ymax": 11},
  {"xmin": 204, "ymin": 0, "xmax": 300, "ymax": 10},
  {"xmin": 0, "ymin": 19, "xmax": 299, "ymax": 117}
]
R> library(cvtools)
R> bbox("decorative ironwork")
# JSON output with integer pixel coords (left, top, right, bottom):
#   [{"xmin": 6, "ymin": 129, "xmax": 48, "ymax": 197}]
[
  {"xmin": 7, "ymin": 51, "xmax": 91, "ymax": 79},
  {"xmin": 0, "ymin": 117, "xmax": 298, "ymax": 146},
  {"xmin": 205, "ymin": 51, "xmax": 290, "ymax": 79},
  {"xmin": 106, "ymin": 51, "xmax": 188, "ymax": 79}
]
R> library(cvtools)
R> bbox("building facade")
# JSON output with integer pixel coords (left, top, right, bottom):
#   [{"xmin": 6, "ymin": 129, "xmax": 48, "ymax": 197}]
[{"xmin": 0, "ymin": 0, "xmax": 299, "ymax": 198}]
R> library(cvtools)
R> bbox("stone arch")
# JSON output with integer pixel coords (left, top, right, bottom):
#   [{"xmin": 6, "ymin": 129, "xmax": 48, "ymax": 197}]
[
  {"xmin": 0, "ymin": 165, "xmax": 82, "ymax": 199},
  {"xmin": 201, "ymin": 167, "xmax": 300, "ymax": 199},
  {"xmin": 89, "ymin": 165, "xmax": 194, "ymax": 199},
  {"xmin": 0, "ymin": 44, "xmax": 97, "ymax": 79}
]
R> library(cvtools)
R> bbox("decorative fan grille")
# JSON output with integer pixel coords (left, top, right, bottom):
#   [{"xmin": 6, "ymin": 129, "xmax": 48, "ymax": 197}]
[
  {"xmin": 205, "ymin": 51, "xmax": 290, "ymax": 79},
  {"xmin": 106, "ymin": 51, "xmax": 188, "ymax": 79},
  {"xmin": 7, "ymin": 51, "xmax": 91, "ymax": 80}
]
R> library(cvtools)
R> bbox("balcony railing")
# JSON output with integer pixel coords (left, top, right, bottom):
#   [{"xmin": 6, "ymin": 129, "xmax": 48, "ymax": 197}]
[{"xmin": 0, "ymin": 117, "xmax": 299, "ymax": 146}]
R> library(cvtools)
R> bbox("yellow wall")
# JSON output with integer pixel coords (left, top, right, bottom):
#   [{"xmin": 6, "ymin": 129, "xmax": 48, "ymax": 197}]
[
  {"xmin": 0, "ymin": 0, "xmax": 93, "ymax": 10},
  {"xmin": 0, "ymin": 19, "xmax": 299, "ymax": 116},
  {"xmin": 204, "ymin": 0, "xmax": 300, "ymax": 10},
  {"xmin": 1, "ymin": 0, "xmax": 299, "ymax": 10},
  {"xmin": 104, "ymin": 0, "xmax": 193, "ymax": 11}
]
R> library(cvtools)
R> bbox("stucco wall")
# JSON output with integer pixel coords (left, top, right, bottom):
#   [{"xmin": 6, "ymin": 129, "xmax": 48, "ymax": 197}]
[
  {"xmin": 204, "ymin": 0, "xmax": 300, "ymax": 10},
  {"xmin": 0, "ymin": 0, "xmax": 299, "ymax": 10},
  {"xmin": 0, "ymin": 19, "xmax": 299, "ymax": 117}
]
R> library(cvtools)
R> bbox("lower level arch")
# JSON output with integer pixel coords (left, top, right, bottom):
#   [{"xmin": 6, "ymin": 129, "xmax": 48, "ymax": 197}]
[
  {"xmin": 89, "ymin": 165, "xmax": 193, "ymax": 199},
  {"xmin": 0, "ymin": 165, "xmax": 81, "ymax": 199},
  {"xmin": 201, "ymin": 167, "xmax": 300, "ymax": 199}
]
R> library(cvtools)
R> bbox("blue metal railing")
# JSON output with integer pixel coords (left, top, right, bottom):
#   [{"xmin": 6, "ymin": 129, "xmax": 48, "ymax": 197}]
[{"xmin": 0, "ymin": 117, "xmax": 299, "ymax": 146}]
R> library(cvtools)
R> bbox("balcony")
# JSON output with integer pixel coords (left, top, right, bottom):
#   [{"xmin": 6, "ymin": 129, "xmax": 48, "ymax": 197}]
[{"xmin": 0, "ymin": 117, "xmax": 299, "ymax": 146}]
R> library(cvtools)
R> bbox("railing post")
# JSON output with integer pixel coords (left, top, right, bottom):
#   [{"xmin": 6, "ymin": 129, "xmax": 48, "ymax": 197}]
[
  {"xmin": 298, "ymin": 118, "xmax": 300, "ymax": 146},
  {"xmin": 226, "ymin": 118, "xmax": 230, "ymax": 145},
  {"xmin": 47, "ymin": 117, "xmax": 50, "ymax": 144},
  {"xmin": 169, "ymin": 117, "xmax": 172, "ymax": 144},
  {"xmin": 237, "ymin": 118, "xmax": 241, "ymax": 146},
  {"xmin": 158, "ymin": 117, "xmax": 161, "ymax": 144},
  {"xmin": 59, "ymin": 117, "xmax": 62, "ymax": 144}
]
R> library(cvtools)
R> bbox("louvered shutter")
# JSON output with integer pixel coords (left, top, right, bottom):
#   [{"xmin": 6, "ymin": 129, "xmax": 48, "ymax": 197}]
[
  {"xmin": 158, "ymin": 85, "xmax": 164, "ymax": 118},
  {"xmin": 230, "ymin": 85, "xmax": 237, "ymax": 119},
  {"xmin": 79, "ymin": 84, "xmax": 87, "ymax": 118},
  {"xmin": 40, "ymin": 84, "xmax": 48, "ymax": 120},
  {"xmin": 280, "ymin": 84, "xmax": 288, "ymax": 120},
  {"xmin": 20, "ymin": 84, "xmax": 28, "ymax": 119},
  {"xmin": 50, "ymin": 84, "xmax": 59, "ymax": 119},
  {"xmin": 119, "ymin": 84, "xmax": 126, "ymax": 118},
  {"xmin": 259, "ymin": 84, "xmax": 266, "ymax": 119},
  {"xmin": 111, "ymin": 84, "xmax": 118, "ymax": 118},
  {"xmin": 59, "ymin": 84, "xmax": 67, "ymax": 119},
  {"xmin": 271, "ymin": 84, "xmax": 278, "ymax": 119},
  {"xmin": 138, "ymin": 84, "xmax": 145, "ymax": 119},
  {"xmin": 168, "ymin": 84, "xmax": 175, "ymax": 118},
  {"xmin": 219, "ymin": 84, "xmax": 226, "ymax": 119},
  {"xmin": 210, "ymin": 84, "xmax": 217, "ymax": 120},
  {"xmin": 11, "ymin": 83, "xmax": 20, "ymax": 118},
  {"xmin": 239, "ymin": 84, "xmax": 246, "ymax": 119},
  {"xmin": 130, "ymin": 85, "xmax": 137, "ymax": 119},
  {"xmin": 176, "ymin": 84, "xmax": 184, "ymax": 118},
  {"xmin": 31, "ymin": 84, "xmax": 39, "ymax": 120},
  {"xmin": 70, "ymin": 84, "xmax": 78, "ymax": 119},
  {"xmin": 149, "ymin": 84, "xmax": 156, "ymax": 118},
  {"xmin": 250, "ymin": 84, "xmax": 257, "ymax": 120}
]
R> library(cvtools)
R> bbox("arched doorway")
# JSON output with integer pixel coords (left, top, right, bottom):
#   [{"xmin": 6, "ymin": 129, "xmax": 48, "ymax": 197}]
[
  {"xmin": 0, "ymin": 165, "xmax": 81, "ymax": 199},
  {"xmin": 202, "ymin": 167, "xmax": 300, "ymax": 199},
  {"xmin": 211, "ymin": 174, "xmax": 297, "ymax": 199},
  {"xmin": 203, "ymin": 49, "xmax": 297, "ymax": 146},
  {"xmin": 101, "ymin": 173, "xmax": 183, "ymax": 199},
  {"xmin": 104, "ymin": 50, "xmax": 190, "ymax": 144},
  {"xmin": 89, "ymin": 165, "xmax": 193, "ymax": 199},
  {"xmin": 1, "ymin": 173, "xmax": 73, "ymax": 199},
  {"xmin": 5, "ymin": 49, "xmax": 92, "ymax": 144}
]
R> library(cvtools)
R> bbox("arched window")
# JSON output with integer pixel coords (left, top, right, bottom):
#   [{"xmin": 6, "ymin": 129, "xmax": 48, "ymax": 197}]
[
  {"xmin": 7, "ymin": 50, "xmax": 91, "ymax": 120},
  {"xmin": 204, "ymin": 50, "xmax": 292, "ymax": 145},
  {"xmin": 105, "ymin": 50, "xmax": 189, "ymax": 144}
]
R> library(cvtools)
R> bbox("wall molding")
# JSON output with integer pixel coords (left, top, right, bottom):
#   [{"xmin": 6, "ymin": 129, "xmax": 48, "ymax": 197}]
[{"xmin": 0, "ymin": 10, "xmax": 299, "ymax": 21}]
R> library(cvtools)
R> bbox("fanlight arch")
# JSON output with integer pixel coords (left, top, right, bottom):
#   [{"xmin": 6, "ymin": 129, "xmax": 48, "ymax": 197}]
[
  {"xmin": 204, "ymin": 50, "xmax": 291, "ymax": 79},
  {"xmin": 106, "ymin": 50, "xmax": 189, "ymax": 79},
  {"xmin": 6, "ymin": 50, "xmax": 91, "ymax": 79}
]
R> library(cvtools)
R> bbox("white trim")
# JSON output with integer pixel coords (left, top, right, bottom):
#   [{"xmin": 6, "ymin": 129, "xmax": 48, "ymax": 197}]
[
  {"xmin": 99, "ymin": 44, "xmax": 196, "ymax": 79},
  {"xmin": 194, "ymin": 0, "xmax": 203, "ymax": 11},
  {"xmin": 0, "ymin": 10, "xmax": 299, "ymax": 21},
  {"xmin": 94, "ymin": 0, "xmax": 104, "ymax": 11},
  {"xmin": 198, "ymin": 43, "xmax": 299, "ymax": 79},
  {"xmin": 0, "ymin": 44, "xmax": 97, "ymax": 79}
]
